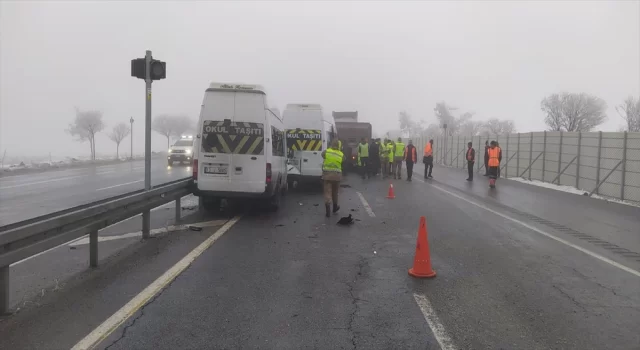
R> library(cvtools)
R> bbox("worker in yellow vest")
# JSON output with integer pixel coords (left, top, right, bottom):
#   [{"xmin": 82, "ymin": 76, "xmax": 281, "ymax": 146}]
[
  {"xmin": 393, "ymin": 137, "xmax": 405, "ymax": 179},
  {"xmin": 321, "ymin": 139, "xmax": 344, "ymax": 217},
  {"xmin": 357, "ymin": 138, "xmax": 370, "ymax": 179},
  {"xmin": 387, "ymin": 140, "xmax": 395, "ymax": 177},
  {"xmin": 380, "ymin": 138, "xmax": 390, "ymax": 179}
]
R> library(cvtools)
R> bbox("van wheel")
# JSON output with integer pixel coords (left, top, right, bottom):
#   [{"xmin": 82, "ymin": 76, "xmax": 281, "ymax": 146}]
[{"xmin": 267, "ymin": 190, "xmax": 281, "ymax": 212}]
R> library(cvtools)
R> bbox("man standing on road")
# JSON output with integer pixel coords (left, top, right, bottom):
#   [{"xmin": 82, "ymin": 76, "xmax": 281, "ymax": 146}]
[
  {"xmin": 387, "ymin": 139, "xmax": 396, "ymax": 178},
  {"xmin": 393, "ymin": 137, "xmax": 405, "ymax": 179},
  {"xmin": 487, "ymin": 141, "xmax": 502, "ymax": 188},
  {"xmin": 369, "ymin": 138, "xmax": 380, "ymax": 178},
  {"xmin": 483, "ymin": 140, "xmax": 490, "ymax": 176},
  {"xmin": 404, "ymin": 139, "xmax": 417, "ymax": 181},
  {"xmin": 321, "ymin": 139, "xmax": 343, "ymax": 217},
  {"xmin": 357, "ymin": 138, "xmax": 369, "ymax": 179},
  {"xmin": 466, "ymin": 142, "xmax": 475, "ymax": 181},
  {"xmin": 423, "ymin": 139, "xmax": 434, "ymax": 179},
  {"xmin": 381, "ymin": 138, "xmax": 390, "ymax": 179}
]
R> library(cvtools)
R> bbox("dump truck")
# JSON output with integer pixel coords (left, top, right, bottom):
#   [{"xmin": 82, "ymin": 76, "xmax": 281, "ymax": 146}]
[{"xmin": 332, "ymin": 111, "xmax": 372, "ymax": 172}]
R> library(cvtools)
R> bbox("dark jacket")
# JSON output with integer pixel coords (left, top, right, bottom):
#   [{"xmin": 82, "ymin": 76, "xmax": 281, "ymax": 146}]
[
  {"xmin": 466, "ymin": 147, "xmax": 476, "ymax": 162},
  {"xmin": 369, "ymin": 142, "xmax": 380, "ymax": 160}
]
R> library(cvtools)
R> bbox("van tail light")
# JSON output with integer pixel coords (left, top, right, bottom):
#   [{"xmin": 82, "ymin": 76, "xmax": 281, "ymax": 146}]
[
  {"xmin": 192, "ymin": 160, "xmax": 198, "ymax": 180},
  {"xmin": 266, "ymin": 163, "xmax": 272, "ymax": 184}
]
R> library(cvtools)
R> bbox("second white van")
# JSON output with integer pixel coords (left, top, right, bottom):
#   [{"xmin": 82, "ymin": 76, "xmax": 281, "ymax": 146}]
[{"xmin": 283, "ymin": 104, "xmax": 337, "ymax": 187}]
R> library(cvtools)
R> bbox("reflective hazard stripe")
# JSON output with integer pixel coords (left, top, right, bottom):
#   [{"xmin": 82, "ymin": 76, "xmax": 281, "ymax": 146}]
[
  {"xmin": 286, "ymin": 129, "xmax": 322, "ymax": 151},
  {"xmin": 201, "ymin": 121, "xmax": 265, "ymax": 155}
]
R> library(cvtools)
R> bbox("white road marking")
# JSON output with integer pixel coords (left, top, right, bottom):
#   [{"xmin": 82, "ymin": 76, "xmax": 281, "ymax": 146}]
[
  {"xmin": 71, "ymin": 216, "xmax": 242, "ymax": 350},
  {"xmin": 423, "ymin": 181, "xmax": 640, "ymax": 279},
  {"xmin": 0, "ymin": 175, "xmax": 87, "ymax": 190},
  {"xmin": 69, "ymin": 220, "xmax": 227, "ymax": 246},
  {"xmin": 95, "ymin": 180, "xmax": 143, "ymax": 191},
  {"xmin": 356, "ymin": 191, "xmax": 376, "ymax": 217},
  {"xmin": 413, "ymin": 293, "xmax": 457, "ymax": 350}
]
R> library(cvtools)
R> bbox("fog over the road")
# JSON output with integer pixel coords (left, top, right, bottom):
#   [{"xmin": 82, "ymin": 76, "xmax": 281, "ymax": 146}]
[{"xmin": 1, "ymin": 1, "xmax": 638, "ymax": 158}]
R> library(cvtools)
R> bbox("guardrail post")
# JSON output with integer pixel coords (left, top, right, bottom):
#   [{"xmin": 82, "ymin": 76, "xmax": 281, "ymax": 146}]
[
  {"xmin": 175, "ymin": 197, "xmax": 181, "ymax": 222},
  {"xmin": 90, "ymin": 230, "xmax": 98, "ymax": 268},
  {"xmin": 0, "ymin": 265, "xmax": 9, "ymax": 314},
  {"xmin": 142, "ymin": 210, "xmax": 151, "ymax": 239},
  {"xmin": 576, "ymin": 132, "xmax": 582, "ymax": 189},
  {"xmin": 621, "ymin": 131, "xmax": 628, "ymax": 200},
  {"xmin": 596, "ymin": 131, "xmax": 602, "ymax": 195},
  {"xmin": 556, "ymin": 131, "xmax": 563, "ymax": 184}
]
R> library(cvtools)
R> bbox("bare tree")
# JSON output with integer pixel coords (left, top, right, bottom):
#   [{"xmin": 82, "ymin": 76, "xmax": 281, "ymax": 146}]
[
  {"xmin": 397, "ymin": 111, "xmax": 425, "ymax": 138},
  {"xmin": 153, "ymin": 114, "xmax": 194, "ymax": 148},
  {"xmin": 541, "ymin": 93, "xmax": 607, "ymax": 132},
  {"xmin": 482, "ymin": 118, "xmax": 517, "ymax": 135},
  {"xmin": 459, "ymin": 120, "xmax": 483, "ymax": 136},
  {"xmin": 616, "ymin": 96, "xmax": 640, "ymax": 132},
  {"xmin": 434, "ymin": 102, "xmax": 459, "ymax": 135},
  {"xmin": 66, "ymin": 108, "xmax": 105, "ymax": 160},
  {"xmin": 108, "ymin": 123, "xmax": 131, "ymax": 159}
]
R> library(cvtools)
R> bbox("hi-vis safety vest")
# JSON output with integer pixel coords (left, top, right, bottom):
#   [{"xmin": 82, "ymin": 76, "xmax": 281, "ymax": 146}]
[
  {"xmin": 488, "ymin": 147, "xmax": 500, "ymax": 167},
  {"xmin": 467, "ymin": 148, "xmax": 474, "ymax": 161},
  {"xmin": 395, "ymin": 142, "xmax": 405, "ymax": 157},
  {"xmin": 424, "ymin": 143, "xmax": 433, "ymax": 157},
  {"xmin": 358, "ymin": 143, "xmax": 369, "ymax": 157},
  {"xmin": 388, "ymin": 143, "xmax": 395, "ymax": 162},
  {"xmin": 323, "ymin": 148, "xmax": 344, "ymax": 172}
]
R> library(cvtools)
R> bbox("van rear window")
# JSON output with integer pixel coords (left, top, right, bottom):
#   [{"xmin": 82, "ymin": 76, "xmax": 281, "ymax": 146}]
[
  {"xmin": 286, "ymin": 129, "xmax": 322, "ymax": 151},
  {"xmin": 201, "ymin": 120, "xmax": 264, "ymax": 155}
]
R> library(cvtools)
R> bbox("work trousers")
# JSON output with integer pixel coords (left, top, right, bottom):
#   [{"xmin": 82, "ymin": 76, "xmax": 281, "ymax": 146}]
[
  {"xmin": 381, "ymin": 159, "xmax": 389, "ymax": 178},
  {"xmin": 467, "ymin": 161, "xmax": 474, "ymax": 180},
  {"xmin": 370, "ymin": 156, "xmax": 380, "ymax": 176},
  {"xmin": 393, "ymin": 157, "xmax": 403, "ymax": 178},
  {"xmin": 424, "ymin": 156, "xmax": 433, "ymax": 177},
  {"xmin": 488, "ymin": 166, "xmax": 499, "ymax": 180},
  {"xmin": 406, "ymin": 161, "xmax": 414, "ymax": 179},
  {"xmin": 359, "ymin": 157, "xmax": 369, "ymax": 178},
  {"xmin": 322, "ymin": 171, "xmax": 342, "ymax": 205}
]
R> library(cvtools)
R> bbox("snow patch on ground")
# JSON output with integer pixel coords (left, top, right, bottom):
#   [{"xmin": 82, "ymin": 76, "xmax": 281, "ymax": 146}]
[{"xmin": 508, "ymin": 177, "xmax": 640, "ymax": 208}]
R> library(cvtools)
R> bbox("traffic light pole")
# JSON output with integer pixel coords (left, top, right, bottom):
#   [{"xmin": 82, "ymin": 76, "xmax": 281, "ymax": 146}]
[{"xmin": 142, "ymin": 50, "xmax": 152, "ymax": 239}]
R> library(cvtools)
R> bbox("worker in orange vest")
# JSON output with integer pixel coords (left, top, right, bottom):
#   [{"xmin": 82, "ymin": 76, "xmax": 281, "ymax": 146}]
[
  {"xmin": 422, "ymin": 139, "xmax": 434, "ymax": 179},
  {"xmin": 404, "ymin": 139, "xmax": 417, "ymax": 181},
  {"xmin": 487, "ymin": 140, "xmax": 502, "ymax": 188}
]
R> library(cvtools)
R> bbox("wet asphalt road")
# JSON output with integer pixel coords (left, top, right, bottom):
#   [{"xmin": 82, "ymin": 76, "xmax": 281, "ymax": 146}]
[
  {"xmin": 1, "ymin": 165, "xmax": 639, "ymax": 349},
  {"xmin": 0, "ymin": 158, "xmax": 191, "ymax": 226},
  {"xmin": 100, "ymin": 169, "xmax": 640, "ymax": 349}
]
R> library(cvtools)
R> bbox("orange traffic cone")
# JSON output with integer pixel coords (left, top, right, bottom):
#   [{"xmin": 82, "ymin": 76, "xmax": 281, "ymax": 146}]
[
  {"xmin": 386, "ymin": 183, "xmax": 395, "ymax": 199},
  {"xmin": 408, "ymin": 216, "xmax": 436, "ymax": 278}
]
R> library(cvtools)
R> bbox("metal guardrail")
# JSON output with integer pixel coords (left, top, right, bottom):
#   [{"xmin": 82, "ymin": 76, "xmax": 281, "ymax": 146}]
[{"xmin": 0, "ymin": 178, "xmax": 192, "ymax": 314}]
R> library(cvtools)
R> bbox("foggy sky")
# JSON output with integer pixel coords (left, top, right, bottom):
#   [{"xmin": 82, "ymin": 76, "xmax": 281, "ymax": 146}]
[{"xmin": 1, "ymin": 1, "xmax": 639, "ymax": 158}]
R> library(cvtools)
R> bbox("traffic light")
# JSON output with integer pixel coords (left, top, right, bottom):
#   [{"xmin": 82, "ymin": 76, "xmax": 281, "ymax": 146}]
[
  {"xmin": 149, "ymin": 59, "xmax": 166, "ymax": 81},
  {"xmin": 130, "ymin": 57, "xmax": 166, "ymax": 81},
  {"xmin": 131, "ymin": 58, "xmax": 145, "ymax": 79}
]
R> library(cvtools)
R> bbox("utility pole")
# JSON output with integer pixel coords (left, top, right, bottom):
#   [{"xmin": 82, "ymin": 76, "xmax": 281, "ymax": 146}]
[
  {"xmin": 131, "ymin": 50, "xmax": 166, "ymax": 238},
  {"xmin": 130, "ymin": 117, "xmax": 134, "ymax": 160}
]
